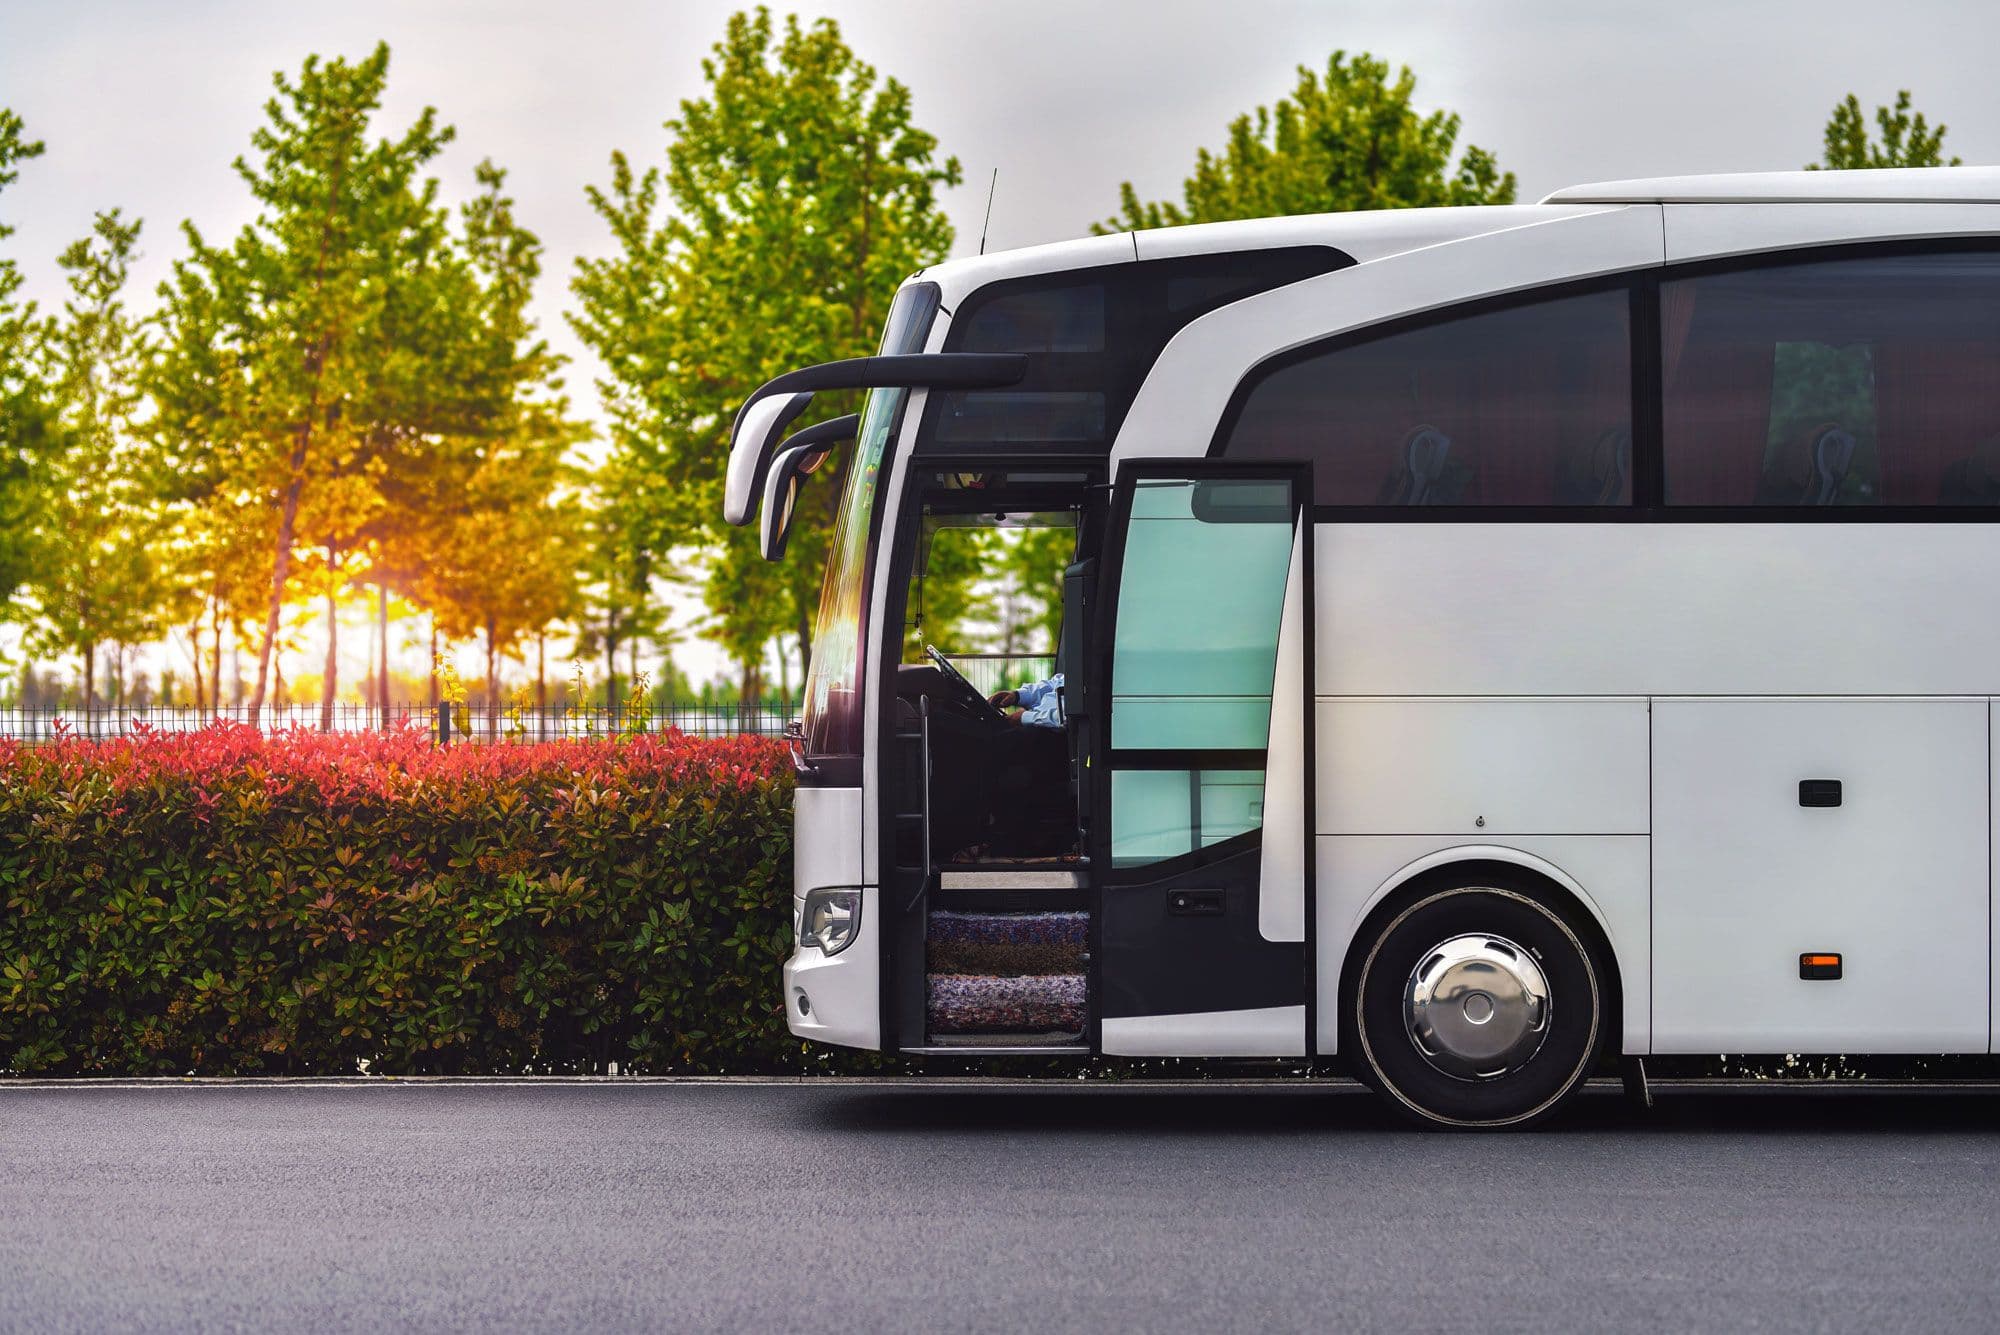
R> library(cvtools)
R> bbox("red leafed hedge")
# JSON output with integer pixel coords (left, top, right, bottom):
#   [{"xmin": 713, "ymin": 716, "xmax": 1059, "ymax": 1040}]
[{"xmin": 0, "ymin": 724, "xmax": 820, "ymax": 1075}]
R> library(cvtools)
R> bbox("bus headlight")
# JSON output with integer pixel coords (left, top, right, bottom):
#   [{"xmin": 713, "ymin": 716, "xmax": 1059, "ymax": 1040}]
[{"xmin": 799, "ymin": 888, "xmax": 862, "ymax": 956}]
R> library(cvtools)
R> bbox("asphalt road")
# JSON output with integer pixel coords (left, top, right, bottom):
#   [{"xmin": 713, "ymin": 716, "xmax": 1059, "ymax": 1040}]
[{"xmin": 3, "ymin": 1080, "xmax": 1997, "ymax": 1333}]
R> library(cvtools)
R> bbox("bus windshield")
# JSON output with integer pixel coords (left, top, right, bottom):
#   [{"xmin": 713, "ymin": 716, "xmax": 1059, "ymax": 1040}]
[
  {"xmin": 800, "ymin": 283, "xmax": 940, "ymax": 758},
  {"xmin": 801, "ymin": 383, "xmax": 901, "ymax": 756}
]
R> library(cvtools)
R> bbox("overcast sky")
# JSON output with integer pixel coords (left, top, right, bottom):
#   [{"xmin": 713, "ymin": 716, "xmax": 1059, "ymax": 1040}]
[{"xmin": 2, "ymin": 0, "xmax": 1996, "ymax": 685}]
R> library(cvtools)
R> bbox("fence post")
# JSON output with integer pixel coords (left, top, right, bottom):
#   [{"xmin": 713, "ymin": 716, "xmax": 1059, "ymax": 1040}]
[{"xmin": 435, "ymin": 700, "xmax": 451, "ymax": 747}]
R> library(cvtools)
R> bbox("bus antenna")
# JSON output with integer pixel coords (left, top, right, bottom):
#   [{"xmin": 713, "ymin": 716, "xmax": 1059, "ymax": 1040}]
[{"xmin": 979, "ymin": 168, "xmax": 998, "ymax": 255}]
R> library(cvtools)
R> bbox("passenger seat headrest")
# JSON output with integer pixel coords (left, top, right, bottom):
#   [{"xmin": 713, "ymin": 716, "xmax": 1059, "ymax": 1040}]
[
  {"xmin": 1807, "ymin": 424, "xmax": 1855, "ymax": 505},
  {"xmin": 1401, "ymin": 424, "xmax": 1452, "ymax": 505}
]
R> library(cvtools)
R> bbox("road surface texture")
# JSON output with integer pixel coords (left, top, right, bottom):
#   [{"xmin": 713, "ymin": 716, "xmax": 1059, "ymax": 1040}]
[{"xmin": 3, "ymin": 1079, "xmax": 1997, "ymax": 1332}]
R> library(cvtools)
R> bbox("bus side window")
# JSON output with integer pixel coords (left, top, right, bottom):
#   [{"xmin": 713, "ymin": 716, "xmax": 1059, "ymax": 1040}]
[
  {"xmin": 1222, "ymin": 289, "xmax": 1633, "ymax": 507},
  {"xmin": 1662, "ymin": 251, "xmax": 2000, "ymax": 507}
]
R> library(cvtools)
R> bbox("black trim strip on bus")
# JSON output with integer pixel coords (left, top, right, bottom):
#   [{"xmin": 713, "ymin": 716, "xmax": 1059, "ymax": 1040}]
[
  {"xmin": 1630, "ymin": 274, "xmax": 1665, "ymax": 510},
  {"xmin": 1105, "ymin": 747, "xmax": 1269, "ymax": 769},
  {"xmin": 1305, "ymin": 504, "xmax": 2000, "ymax": 524},
  {"xmin": 1204, "ymin": 235, "xmax": 2000, "ymax": 522},
  {"xmin": 1298, "ymin": 497, "xmax": 1318, "ymax": 1061}
]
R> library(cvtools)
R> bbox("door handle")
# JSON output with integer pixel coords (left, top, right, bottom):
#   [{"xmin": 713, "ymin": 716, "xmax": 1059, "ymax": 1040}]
[{"xmin": 1168, "ymin": 889, "xmax": 1225, "ymax": 917}]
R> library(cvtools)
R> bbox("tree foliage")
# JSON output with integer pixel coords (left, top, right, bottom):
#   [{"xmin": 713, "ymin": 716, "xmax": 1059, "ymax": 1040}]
[
  {"xmin": 1096, "ymin": 51, "xmax": 1515, "ymax": 233},
  {"xmin": 152, "ymin": 46, "xmax": 577, "ymax": 721},
  {"xmin": 1810, "ymin": 90, "xmax": 1962, "ymax": 170},
  {"xmin": 21, "ymin": 210, "xmax": 163, "ymax": 710},
  {"xmin": 0, "ymin": 110, "xmax": 51, "ymax": 607},
  {"xmin": 571, "ymin": 7, "xmax": 961, "ymax": 696}
]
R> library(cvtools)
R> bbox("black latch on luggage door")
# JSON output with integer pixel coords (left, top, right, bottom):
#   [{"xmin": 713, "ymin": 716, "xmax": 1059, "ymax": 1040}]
[{"xmin": 1168, "ymin": 889, "xmax": 1224, "ymax": 917}]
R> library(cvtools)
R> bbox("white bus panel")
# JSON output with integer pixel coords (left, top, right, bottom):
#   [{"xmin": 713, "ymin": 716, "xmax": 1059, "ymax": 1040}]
[
  {"xmin": 1317, "ymin": 524, "xmax": 2000, "ymax": 697},
  {"xmin": 1651, "ymin": 698, "xmax": 1988, "ymax": 1053},
  {"xmin": 1317, "ymin": 698, "xmax": 1649, "ymax": 837}
]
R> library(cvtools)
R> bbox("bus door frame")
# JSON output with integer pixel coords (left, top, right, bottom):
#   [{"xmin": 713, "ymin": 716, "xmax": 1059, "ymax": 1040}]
[{"xmin": 1085, "ymin": 458, "xmax": 1316, "ymax": 1058}]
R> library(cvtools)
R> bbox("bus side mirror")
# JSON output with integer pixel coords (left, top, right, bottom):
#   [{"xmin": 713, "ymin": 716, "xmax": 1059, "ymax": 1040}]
[
  {"xmin": 759, "ymin": 440, "xmax": 835, "ymax": 562},
  {"xmin": 725, "ymin": 390, "xmax": 815, "ymax": 526}
]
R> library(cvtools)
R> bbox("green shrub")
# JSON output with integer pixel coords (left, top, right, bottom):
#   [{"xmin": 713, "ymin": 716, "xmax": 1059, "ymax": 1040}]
[{"xmin": 0, "ymin": 723, "xmax": 818, "ymax": 1075}]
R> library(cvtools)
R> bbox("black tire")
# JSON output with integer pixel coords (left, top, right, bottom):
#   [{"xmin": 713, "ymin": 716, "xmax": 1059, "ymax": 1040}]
[{"xmin": 1349, "ymin": 877, "xmax": 1605, "ymax": 1129}]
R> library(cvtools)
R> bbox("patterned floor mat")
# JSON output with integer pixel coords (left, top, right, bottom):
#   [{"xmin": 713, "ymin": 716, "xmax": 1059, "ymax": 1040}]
[{"xmin": 927, "ymin": 973, "xmax": 1086, "ymax": 1034}]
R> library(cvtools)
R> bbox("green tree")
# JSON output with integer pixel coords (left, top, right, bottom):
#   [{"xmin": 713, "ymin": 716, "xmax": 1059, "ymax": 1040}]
[
  {"xmin": 153, "ymin": 43, "xmax": 464, "ymax": 721},
  {"xmin": 0, "ymin": 110, "xmax": 52, "ymax": 607},
  {"xmin": 1810, "ymin": 90, "xmax": 1962, "ymax": 170},
  {"xmin": 1096, "ymin": 51, "xmax": 1514, "ymax": 233},
  {"xmin": 22, "ymin": 210, "xmax": 165, "ymax": 714},
  {"xmin": 369, "ymin": 159, "xmax": 577, "ymax": 725},
  {"xmin": 420, "ymin": 433, "xmax": 582, "ymax": 719},
  {"xmin": 571, "ymin": 8, "xmax": 960, "ymax": 702},
  {"xmin": 574, "ymin": 478, "xmax": 670, "ymax": 715}
]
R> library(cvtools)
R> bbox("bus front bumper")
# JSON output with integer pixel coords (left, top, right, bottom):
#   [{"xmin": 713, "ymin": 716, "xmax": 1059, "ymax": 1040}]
[{"xmin": 783, "ymin": 893, "xmax": 881, "ymax": 1051}]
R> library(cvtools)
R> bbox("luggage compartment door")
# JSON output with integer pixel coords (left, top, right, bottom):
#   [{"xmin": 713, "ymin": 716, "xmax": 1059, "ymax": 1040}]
[{"xmin": 1651, "ymin": 698, "xmax": 1988, "ymax": 1053}]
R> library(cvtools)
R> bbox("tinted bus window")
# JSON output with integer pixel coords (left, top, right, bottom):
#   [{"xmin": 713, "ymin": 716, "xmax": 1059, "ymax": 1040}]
[
  {"xmin": 1662, "ymin": 252, "xmax": 2000, "ymax": 506},
  {"xmin": 930, "ymin": 247, "xmax": 1351, "ymax": 453},
  {"xmin": 1224, "ymin": 290, "xmax": 1633, "ymax": 506}
]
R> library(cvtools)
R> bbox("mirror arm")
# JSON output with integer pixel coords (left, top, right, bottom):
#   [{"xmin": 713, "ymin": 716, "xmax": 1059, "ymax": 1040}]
[{"xmin": 724, "ymin": 353, "xmax": 1027, "ymax": 528}]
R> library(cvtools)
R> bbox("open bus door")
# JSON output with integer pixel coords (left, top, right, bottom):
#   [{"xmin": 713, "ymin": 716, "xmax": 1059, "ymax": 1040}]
[{"xmin": 1089, "ymin": 466, "xmax": 1312, "ymax": 1057}]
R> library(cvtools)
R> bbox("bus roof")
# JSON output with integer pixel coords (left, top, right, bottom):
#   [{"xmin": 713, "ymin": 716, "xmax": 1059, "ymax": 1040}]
[
  {"xmin": 1543, "ymin": 165, "xmax": 2000, "ymax": 205},
  {"xmin": 915, "ymin": 166, "xmax": 1998, "ymax": 306}
]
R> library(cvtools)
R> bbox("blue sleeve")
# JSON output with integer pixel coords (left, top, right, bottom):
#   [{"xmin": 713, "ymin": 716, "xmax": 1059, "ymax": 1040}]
[{"xmin": 1014, "ymin": 679, "xmax": 1052, "ymax": 708}]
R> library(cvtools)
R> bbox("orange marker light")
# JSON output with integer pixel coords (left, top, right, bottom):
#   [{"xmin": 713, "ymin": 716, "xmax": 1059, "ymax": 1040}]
[{"xmin": 1800, "ymin": 953, "xmax": 1843, "ymax": 980}]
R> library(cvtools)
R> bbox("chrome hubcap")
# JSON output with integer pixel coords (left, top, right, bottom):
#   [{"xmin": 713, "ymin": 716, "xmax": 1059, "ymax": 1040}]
[{"xmin": 1404, "ymin": 933, "xmax": 1550, "ymax": 1080}]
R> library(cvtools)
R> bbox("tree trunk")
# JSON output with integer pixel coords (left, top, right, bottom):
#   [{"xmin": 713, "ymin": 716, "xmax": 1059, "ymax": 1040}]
[
  {"xmin": 535, "ymin": 634, "xmax": 547, "ymax": 742},
  {"xmin": 484, "ymin": 615, "xmax": 498, "ymax": 737},
  {"xmin": 250, "ymin": 457, "xmax": 308, "ymax": 721},
  {"xmin": 320, "ymin": 549, "xmax": 339, "ymax": 731},
  {"xmin": 604, "ymin": 610, "xmax": 620, "ymax": 716},
  {"xmin": 428, "ymin": 619, "xmax": 439, "ymax": 711},
  {"xmin": 377, "ymin": 584, "xmax": 390, "ymax": 729},
  {"xmin": 82, "ymin": 640, "xmax": 96, "ymax": 735},
  {"xmin": 190, "ymin": 617, "xmax": 207, "ymax": 713}
]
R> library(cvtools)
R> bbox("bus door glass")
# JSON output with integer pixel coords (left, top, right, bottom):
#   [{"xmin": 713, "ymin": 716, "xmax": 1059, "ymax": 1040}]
[{"xmin": 1094, "ymin": 469, "xmax": 1310, "ymax": 1056}]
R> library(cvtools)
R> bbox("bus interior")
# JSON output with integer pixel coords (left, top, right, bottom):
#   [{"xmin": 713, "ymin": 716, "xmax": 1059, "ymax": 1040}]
[{"xmin": 884, "ymin": 463, "xmax": 1100, "ymax": 1050}]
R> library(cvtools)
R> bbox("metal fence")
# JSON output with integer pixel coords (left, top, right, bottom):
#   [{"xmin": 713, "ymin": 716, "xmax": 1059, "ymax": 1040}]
[
  {"xmin": 0, "ymin": 701, "xmax": 800, "ymax": 745},
  {"xmin": 0, "ymin": 656, "xmax": 1062, "ymax": 747},
  {"xmin": 944, "ymin": 653, "xmax": 1057, "ymax": 697}
]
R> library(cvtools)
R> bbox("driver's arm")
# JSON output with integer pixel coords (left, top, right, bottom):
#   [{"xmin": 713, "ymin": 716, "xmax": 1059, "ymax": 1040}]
[
  {"xmin": 1012, "ymin": 679, "xmax": 1052, "ymax": 710},
  {"xmin": 988, "ymin": 688, "xmax": 1019, "ymax": 708}
]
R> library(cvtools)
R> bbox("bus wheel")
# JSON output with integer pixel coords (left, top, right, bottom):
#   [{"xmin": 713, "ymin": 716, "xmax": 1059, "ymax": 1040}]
[{"xmin": 1351, "ymin": 881, "xmax": 1604, "ymax": 1129}]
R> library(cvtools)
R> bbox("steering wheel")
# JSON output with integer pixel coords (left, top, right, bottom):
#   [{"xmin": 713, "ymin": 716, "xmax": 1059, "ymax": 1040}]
[{"xmin": 925, "ymin": 645, "xmax": 1009, "ymax": 724}]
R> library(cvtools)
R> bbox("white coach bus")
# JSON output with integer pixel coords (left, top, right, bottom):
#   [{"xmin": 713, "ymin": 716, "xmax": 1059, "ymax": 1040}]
[{"xmin": 725, "ymin": 166, "xmax": 2000, "ymax": 1126}]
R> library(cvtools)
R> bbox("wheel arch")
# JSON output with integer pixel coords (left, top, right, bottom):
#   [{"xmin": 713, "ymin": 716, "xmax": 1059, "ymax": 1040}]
[{"xmin": 1332, "ymin": 845, "xmax": 1626, "ymax": 1064}]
